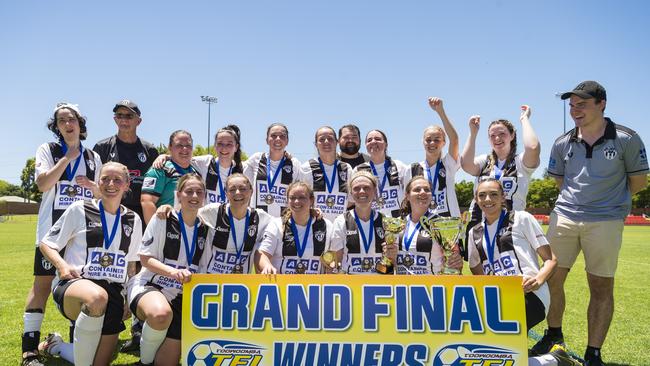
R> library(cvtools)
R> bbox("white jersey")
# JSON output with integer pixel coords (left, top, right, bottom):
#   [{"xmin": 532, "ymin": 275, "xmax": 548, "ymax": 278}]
[
  {"xmin": 403, "ymin": 154, "xmax": 461, "ymax": 217},
  {"xmin": 199, "ymin": 202, "xmax": 273, "ymax": 274},
  {"xmin": 472, "ymin": 153, "xmax": 535, "ymax": 211},
  {"xmin": 353, "ymin": 158, "xmax": 408, "ymax": 218},
  {"xmin": 128, "ymin": 211, "xmax": 213, "ymax": 302},
  {"xmin": 41, "ymin": 199, "xmax": 142, "ymax": 285},
  {"xmin": 330, "ymin": 210, "xmax": 387, "ymax": 275},
  {"xmin": 468, "ymin": 210, "xmax": 550, "ymax": 311},
  {"xmin": 243, "ymin": 152, "xmax": 302, "ymax": 217},
  {"xmin": 258, "ymin": 216, "xmax": 333, "ymax": 274},
  {"xmin": 190, "ymin": 155, "xmax": 232, "ymax": 204},
  {"xmin": 299, "ymin": 159, "xmax": 352, "ymax": 222},
  {"xmin": 35, "ymin": 142, "xmax": 103, "ymax": 245},
  {"xmin": 395, "ymin": 216, "xmax": 444, "ymax": 275}
]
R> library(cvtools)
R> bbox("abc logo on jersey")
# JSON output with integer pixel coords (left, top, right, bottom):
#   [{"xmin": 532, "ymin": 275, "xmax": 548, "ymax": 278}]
[{"xmin": 432, "ymin": 344, "xmax": 516, "ymax": 366}]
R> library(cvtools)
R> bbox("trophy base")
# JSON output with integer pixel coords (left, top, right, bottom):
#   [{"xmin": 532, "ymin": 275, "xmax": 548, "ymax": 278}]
[
  {"xmin": 375, "ymin": 262, "xmax": 394, "ymax": 274},
  {"xmin": 442, "ymin": 267, "xmax": 461, "ymax": 275}
]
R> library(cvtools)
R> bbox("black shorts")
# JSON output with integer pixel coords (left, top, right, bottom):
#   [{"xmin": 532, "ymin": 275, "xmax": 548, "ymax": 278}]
[
  {"xmin": 33, "ymin": 247, "xmax": 57, "ymax": 276},
  {"xmin": 131, "ymin": 287, "xmax": 182, "ymax": 340},
  {"xmin": 52, "ymin": 278, "xmax": 126, "ymax": 335},
  {"xmin": 525, "ymin": 292, "xmax": 546, "ymax": 331}
]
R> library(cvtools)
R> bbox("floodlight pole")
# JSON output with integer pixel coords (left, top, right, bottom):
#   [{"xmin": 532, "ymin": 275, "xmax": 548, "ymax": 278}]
[{"xmin": 201, "ymin": 96, "xmax": 218, "ymax": 151}]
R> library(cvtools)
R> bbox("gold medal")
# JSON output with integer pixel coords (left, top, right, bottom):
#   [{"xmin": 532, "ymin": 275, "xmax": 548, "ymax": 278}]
[
  {"xmin": 100, "ymin": 253, "xmax": 112, "ymax": 267},
  {"xmin": 362, "ymin": 258, "xmax": 373, "ymax": 271},
  {"xmin": 403, "ymin": 254, "xmax": 414, "ymax": 268},
  {"xmin": 296, "ymin": 261, "xmax": 306, "ymax": 274},
  {"xmin": 325, "ymin": 196, "xmax": 335, "ymax": 208},
  {"xmin": 264, "ymin": 194, "xmax": 274, "ymax": 205},
  {"xmin": 232, "ymin": 263, "xmax": 244, "ymax": 274},
  {"xmin": 66, "ymin": 185, "xmax": 77, "ymax": 197}
]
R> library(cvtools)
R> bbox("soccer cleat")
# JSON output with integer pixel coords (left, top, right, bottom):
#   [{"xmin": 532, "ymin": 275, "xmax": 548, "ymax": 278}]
[
  {"xmin": 21, "ymin": 354, "xmax": 45, "ymax": 366},
  {"xmin": 549, "ymin": 344, "xmax": 583, "ymax": 366},
  {"xmin": 120, "ymin": 334, "xmax": 141, "ymax": 353},
  {"xmin": 38, "ymin": 332, "xmax": 63, "ymax": 357},
  {"xmin": 530, "ymin": 329, "xmax": 565, "ymax": 356}
]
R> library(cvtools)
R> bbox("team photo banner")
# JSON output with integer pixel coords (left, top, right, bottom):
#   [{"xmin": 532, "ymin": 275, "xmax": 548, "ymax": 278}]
[{"xmin": 182, "ymin": 274, "xmax": 527, "ymax": 366}]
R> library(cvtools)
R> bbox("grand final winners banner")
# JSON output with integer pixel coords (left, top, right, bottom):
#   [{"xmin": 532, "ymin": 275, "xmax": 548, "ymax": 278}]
[{"xmin": 182, "ymin": 274, "xmax": 527, "ymax": 366}]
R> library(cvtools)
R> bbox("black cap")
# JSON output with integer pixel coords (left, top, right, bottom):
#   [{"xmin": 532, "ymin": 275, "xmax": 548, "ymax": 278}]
[
  {"xmin": 112, "ymin": 99, "xmax": 141, "ymax": 116},
  {"xmin": 561, "ymin": 81, "xmax": 607, "ymax": 100}
]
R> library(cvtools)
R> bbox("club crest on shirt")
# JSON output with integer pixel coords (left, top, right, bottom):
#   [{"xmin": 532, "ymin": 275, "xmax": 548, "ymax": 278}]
[
  {"xmin": 377, "ymin": 227, "xmax": 385, "ymax": 240},
  {"xmin": 603, "ymin": 146, "xmax": 617, "ymax": 160},
  {"xmin": 283, "ymin": 165, "xmax": 292, "ymax": 174},
  {"xmin": 86, "ymin": 159, "xmax": 95, "ymax": 170},
  {"xmin": 123, "ymin": 225, "xmax": 133, "ymax": 237},
  {"xmin": 439, "ymin": 168, "xmax": 446, "ymax": 178},
  {"xmin": 198, "ymin": 237, "xmax": 205, "ymax": 250},
  {"xmin": 248, "ymin": 224, "xmax": 257, "ymax": 237},
  {"xmin": 339, "ymin": 169, "xmax": 347, "ymax": 181},
  {"xmin": 138, "ymin": 152, "xmax": 147, "ymax": 162},
  {"xmin": 314, "ymin": 230, "xmax": 325, "ymax": 242}
]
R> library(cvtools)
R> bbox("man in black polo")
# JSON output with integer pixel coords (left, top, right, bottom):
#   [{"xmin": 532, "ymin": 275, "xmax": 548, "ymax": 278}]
[
  {"xmin": 93, "ymin": 99, "xmax": 159, "ymax": 352},
  {"xmin": 338, "ymin": 124, "xmax": 370, "ymax": 169},
  {"xmin": 531, "ymin": 81, "xmax": 648, "ymax": 365}
]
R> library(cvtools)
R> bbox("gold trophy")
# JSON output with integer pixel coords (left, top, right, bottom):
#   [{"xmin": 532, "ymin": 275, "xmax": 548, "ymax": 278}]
[
  {"xmin": 320, "ymin": 250, "xmax": 343, "ymax": 274},
  {"xmin": 377, "ymin": 216, "xmax": 404, "ymax": 274},
  {"xmin": 419, "ymin": 213, "xmax": 468, "ymax": 275}
]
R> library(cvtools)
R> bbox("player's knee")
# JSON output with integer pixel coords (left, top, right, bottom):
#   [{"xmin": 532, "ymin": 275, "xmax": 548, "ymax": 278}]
[
  {"xmin": 147, "ymin": 306, "xmax": 173, "ymax": 329},
  {"xmin": 83, "ymin": 289, "xmax": 108, "ymax": 316}
]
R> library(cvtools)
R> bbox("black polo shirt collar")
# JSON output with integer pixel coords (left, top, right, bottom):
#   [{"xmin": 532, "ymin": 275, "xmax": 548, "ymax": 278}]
[{"xmin": 569, "ymin": 118, "xmax": 616, "ymax": 158}]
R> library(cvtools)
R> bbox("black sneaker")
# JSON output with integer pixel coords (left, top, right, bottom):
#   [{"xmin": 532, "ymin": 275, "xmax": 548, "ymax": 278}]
[
  {"xmin": 120, "ymin": 335, "xmax": 141, "ymax": 353},
  {"xmin": 530, "ymin": 329, "xmax": 565, "ymax": 356},
  {"xmin": 21, "ymin": 354, "xmax": 44, "ymax": 366}
]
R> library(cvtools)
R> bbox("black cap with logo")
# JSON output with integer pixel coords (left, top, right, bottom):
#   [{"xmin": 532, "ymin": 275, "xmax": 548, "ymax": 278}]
[{"xmin": 561, "ymin": 81, "xmax": 607, "ymax": 101}]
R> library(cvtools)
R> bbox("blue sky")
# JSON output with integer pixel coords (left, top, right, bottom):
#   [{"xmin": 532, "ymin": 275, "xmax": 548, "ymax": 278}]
[{"xmin": 1, "ymin": 1, "xmax": 649, "ymax": 184}]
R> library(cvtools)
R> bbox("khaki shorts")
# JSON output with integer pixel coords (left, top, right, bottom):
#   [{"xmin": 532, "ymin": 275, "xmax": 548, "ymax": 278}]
[{"xmin": 547, "ymin": 212, "xmax": 624, "ymax": 278}]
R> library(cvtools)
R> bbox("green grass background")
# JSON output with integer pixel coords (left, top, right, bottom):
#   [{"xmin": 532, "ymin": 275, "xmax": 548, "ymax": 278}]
[{"xmin": 1, "ymin": 215, "xmax": 648, "ymax": 365}]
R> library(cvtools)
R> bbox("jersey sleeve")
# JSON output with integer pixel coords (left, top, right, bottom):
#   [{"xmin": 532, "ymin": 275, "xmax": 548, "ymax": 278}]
[
  {"xmin": 141, "ymin": 167, "xmax": 167, "ymax": 196},
  {"xmin": 299, "ymin": 161, "xmax": 314, "ymax": 187},
  {"xmin": 125, "ymin": 215, "xmax": 143, "ymax": 262},
  {"xmin": 474, "ymin": 154, "xmax": 488, "ymax": 175},
  {"xmin": 197, "ymin": 203, "xmax": 222, "ymax": 228},
  {"xmin": 192, "ymin": 155, "xmax": 213, "ymax": 178},
  {"xmin": 35, "ymin": 143, "xmax": 54, "ymax": 178},
  {"xmin": 329, "ymin": 215, "xmax": 346, "ymax": 252},
  {"xmin": 517, "ymin": 212, "xmax": 549, "ymax": 251},
  {"xmin": 242, "ymin": 152, "xmax": 261, "ymax": 185},
  {"xmin": 467, "ymin": 229, "xmax": 482, "ymax": 270},
  {"xmin": 139, "ymin": 215, "xmax": 166, "ymax": 259},
  {"xmin": 41, "ymin": 201, "xmax": 85, "ymax": 251},
  {"xmin": 256, "ymin": 210, "xmax": 273, "ymax": 243},
  {"xmin": 547, "ymin": 142, "xmax": 565, "ymax": 177},
  {"xmin": 516, "ymin": 153, "xmax": 536, "ymax": 176},
  {"xmin": 443, "ymin": 153, "xmax": 460, "ymax": 174},
  {"xmin": 624, "ymin": 132, "xmax": 650, "ymax": 175},
  {"xmin": 257, "ymin": 218, "xmax": 282, "ymax": 256},
  {"xmin": 90, "ymin": 150, "xmax": 103, "ymax": 183},
  {"xmin": 291, "ymin": 157, "xmax": 303, "ymax": 182}
]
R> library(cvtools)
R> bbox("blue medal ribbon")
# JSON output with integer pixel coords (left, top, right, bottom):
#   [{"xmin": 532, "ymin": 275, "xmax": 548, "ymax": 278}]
[
  {"xmin": 369, "ymin": 160, "xmax": 390, "ymax": 201},
  {"xmin": 403, "ymin": 215, "xmax": 421, "ymax": 251},
  {"xmin": 266, "ymin": 154, "xmax": 286, "ymax": 198},
  {"xmin": 354, "ymin": 209, "xmax": 375, "ymax": 254},
  {"xmin": 98, "ymin": 200, "xmax": 121, "ymax": 251},
  {"xmin": 290, "ymin": 216, "xmax": 313, "ymax": 258},
  {"xmin": 483, "ymin": 209, "xmax": 507, "ymax": 273},
  {"xmin": 61, "ymin": 141, "xmax": 83, "ymax": 181},
  {"xmin": 215, "ymin": 158, "xmax": 233, "ymax": 202},
  {"xmin": 228, "ymin": 207, "xmax": 250, "ymax": 263},
  {"xmin": 178, "ymin": 210, "xmax": 199, "ymax": 266},
  {"xmin": 425, "ymin": 159, "xmax": 442, "ymax": 192},
  {"xmin": 317, "ymin": 158, "xmax": 338, "ymax": 194},
  {"xmin": 493, "ymin": 160, "xmax": 505, "ymax": 180}
]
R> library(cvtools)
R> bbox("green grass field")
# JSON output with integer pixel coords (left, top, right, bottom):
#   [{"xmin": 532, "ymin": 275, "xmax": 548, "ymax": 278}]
[{"xmin": 1, "ymin": 215, "xmax": 648, "ymax": 365}]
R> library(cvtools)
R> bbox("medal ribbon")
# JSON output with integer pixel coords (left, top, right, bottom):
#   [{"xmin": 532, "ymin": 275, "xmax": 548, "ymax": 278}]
[
  {"xmin": 483, "ymin": 209, "xmax": 507, "ymax": 273},
  {"xmin": 228, "ymin": 207, "xmax": 250, "ymax": 263},
  {"xmin": 369, "ymin": 160, "xmax": 390, "ymax": 201},
  {"xmin": 290, "ymin": 216, "xmax": 313, "ymax": 258},
  {"xmin": 317, "ymin": 158, "xmax": 338, "ymax": 194},
  {"xmin": 403, "ymin": 216, "xmax": 421, "ymax": 252},
  {"xmin": 178, "ymin": 210, "xmax": 199, "ymax": 266},
  {"xmin": 266, "ymin": 155, "xmax": 286, "ymax": 198},
  {"xmin": 494, "ymin": 160, "xmax": 505, "ymax": 180},
  {"xmin": 425, "ymin": 160, "xmax": 442, "ymax": 192},
  {"xmin": 215, "ymin": 158, "xmax": 233, "ymax": 202},
  {"xmin": 61, "ymin": 141, "xmax": 83, "ymax": 181},
  {"xmin": 98, "ymin": 200, "xmax": 121, "ymax": 251},
  {"xmin": 354, "ymin": 209, "xmax": 375, "ymax": 254}
]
